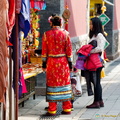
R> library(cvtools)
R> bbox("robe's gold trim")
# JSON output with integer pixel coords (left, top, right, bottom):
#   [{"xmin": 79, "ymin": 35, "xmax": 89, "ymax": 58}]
[
  {"xmin": 48, "ymin": 54, "xmax": 66, "ymax": 57},
  {"xmin": 47, "ymin": 90, "xmax": 72, "ymax": 95}
]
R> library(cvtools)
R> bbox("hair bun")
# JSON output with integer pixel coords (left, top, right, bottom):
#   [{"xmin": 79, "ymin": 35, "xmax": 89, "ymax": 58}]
[{"xmin": 53, "ymin": 16, "xmax": 61, "ymax": 22}]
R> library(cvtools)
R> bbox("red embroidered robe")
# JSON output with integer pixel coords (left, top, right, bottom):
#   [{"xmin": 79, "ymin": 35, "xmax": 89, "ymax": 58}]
[{"xmin": 42, "ymin": 27, "xmax": 72, "ymax": 102}]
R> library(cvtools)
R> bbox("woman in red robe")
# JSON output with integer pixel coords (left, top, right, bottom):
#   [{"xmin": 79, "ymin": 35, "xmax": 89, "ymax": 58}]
[{"xmin": 41, "ymin": 16, "xmax": 72, "ymax": 116}]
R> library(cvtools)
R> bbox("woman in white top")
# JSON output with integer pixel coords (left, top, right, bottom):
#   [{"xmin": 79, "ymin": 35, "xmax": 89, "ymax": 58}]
[{"xmin": 85, "ymin": 17, "xmax": 106, "ymax": 108}]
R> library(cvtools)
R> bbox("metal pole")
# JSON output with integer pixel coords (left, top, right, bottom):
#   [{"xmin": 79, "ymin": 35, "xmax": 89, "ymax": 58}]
[
  {"xmin": 1, "ymin": 103, "xmax": 6, "ymax": 120},
  {"xmin": 14, "ymin": 13, "xmax": 19, "ymax": 120},
  {"xmin": 9, "ymin": 47, "xmax": 13, "ymax": 120},
  {"xmin": 101, "ymin": 1, "xmax": 106, "ymax": 14}
]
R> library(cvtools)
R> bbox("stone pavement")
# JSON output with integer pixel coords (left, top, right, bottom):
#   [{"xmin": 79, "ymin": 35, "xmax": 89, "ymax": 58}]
[{"xmin": 18, "ymin": 57, "xmax": 120, "ymax": 120}]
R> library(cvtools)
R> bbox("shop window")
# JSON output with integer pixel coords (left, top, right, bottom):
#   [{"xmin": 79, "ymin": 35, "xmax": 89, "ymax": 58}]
[{"xmin": 94, "ymin": 4, "xmax": 102, "ymax": 16}]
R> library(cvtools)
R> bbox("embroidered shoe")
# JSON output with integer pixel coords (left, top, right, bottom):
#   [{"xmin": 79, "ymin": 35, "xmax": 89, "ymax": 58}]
[
  {"xmin": 43, "ymin": 112, "xmax": 56, "ymax": 116},
  {"xmin": 61, "ymin": 111, "xmax": 71, "ymax": 115}
]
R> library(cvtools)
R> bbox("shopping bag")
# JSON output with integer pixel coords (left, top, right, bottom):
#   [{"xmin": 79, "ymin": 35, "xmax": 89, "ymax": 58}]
[
  {"xmin": 101, "ymin": 68, "xmax": 106, "ymax": 78},
  {"xmin": 70, "ymin": 73, "xmax": 82, "ymax": 96}
]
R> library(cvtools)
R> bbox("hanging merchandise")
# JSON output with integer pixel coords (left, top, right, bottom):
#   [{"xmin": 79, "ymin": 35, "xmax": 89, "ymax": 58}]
[
  {"xmin": 17, "ymin": 0, "xmax": 31, "ymax": 99},
  {"xmin": 19, "ymin": 68, "xmax": 27, "ymax": 98},
  {"xmin": 30, "ymin": 0, "xmax": 46, "ymax": 11},
  {"xmin": 30, "ymin": 0, "xmax": 35, "ymax": 8},
  {"xmin": 7, "ymin": 0, "xmax": 15, "ymax": 47},
  {"xmin": 30, "ymin": 9, "xmax": 40, "ymax": 49},
  {"xmin": 34, "ymin": 0, "xmax": 46, "ymax": 10},
  {"xmin": 62, "ymin": 4, "xmax": 70, "ymax": 31},
  {"xmin": 29, "ymin": 0, "xmax": 46, "ymax": 50},
  {"xmin": 8, "ymin": 0, "xmax": 15, "ymax": 37},
  {"xmin": 0, "ymin": 0, "xmax": 9, "ymax": 105},
  {"xmin": 19, "ymin": 0, "xmax": 43, "ymax": 101},
  {"xmin": 15, "ymin": 0, "xmax": 22, "ymax": 14},
  {"xmin": 19, "ymin": 0, "xmax": 30, "ymax": 38}
]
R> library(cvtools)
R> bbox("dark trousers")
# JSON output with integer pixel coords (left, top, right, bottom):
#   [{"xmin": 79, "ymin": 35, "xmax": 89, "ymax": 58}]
[{"xmin": 84, "ymin": 67, "xmax": 102, "ymax": 102}]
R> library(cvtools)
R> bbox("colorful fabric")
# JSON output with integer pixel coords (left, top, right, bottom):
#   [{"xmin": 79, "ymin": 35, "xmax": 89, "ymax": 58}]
[
  {"xmin": 42, "ymin": 28, "xmax": 72, "ymax": 59},
  {"xmin": 19, "ymin": 68, "xmax": 27, "ymax": 94},
  {"xmin": 34, "ymin": 1, "xmax": 46, "ymax": 10},
  {"xmin": 0, "ymin": 0, "xmax": 8, "ymax": 104},
  {"xmin": 15, "ymin": 0, "xmax": 22, "ymax": 14},
  {"xmin": 42, "ymin": 27, "xmax": 72, "ymax": 102},
  {"xmin": 30, "ymin": 0, "xmax": 34, "ymax": 8},
  {"xmin": 30, "ymin": 0, "xmax": 46, "ymax": 10},
  {"xmin": 46, "ymin": 85, "xmax": 72, "ymax": 102},
  {"xmin": 8, "ymin": 0, "xmax": 15, "ymax": 38},
  {"xmin": 19, "ymin": 0, "xmax": 30, "ymax": 38}
]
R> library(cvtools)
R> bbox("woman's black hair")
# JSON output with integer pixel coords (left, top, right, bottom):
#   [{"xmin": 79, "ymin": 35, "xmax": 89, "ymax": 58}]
[
  {"xmin": 89, "ymin": 17, "xmax": 104, "ymax": 38},
  {"xmin": 50, "ymin": 16, "xmax": 61, "ymax": 26},
  {"xmin": 51, "ymin": 13, "xmax": 58, "ymax": 17}
]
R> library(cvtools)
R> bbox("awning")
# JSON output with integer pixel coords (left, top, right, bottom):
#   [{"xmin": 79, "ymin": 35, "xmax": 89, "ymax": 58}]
[{"xmin": 103, "ymin": 0, "xmax": 114, "ymax": 6}]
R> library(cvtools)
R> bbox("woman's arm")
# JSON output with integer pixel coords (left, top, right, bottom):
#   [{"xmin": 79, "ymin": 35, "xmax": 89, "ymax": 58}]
[{"xmin": 90, "ymin": 33, "xmax": 106, "ymax": 53}]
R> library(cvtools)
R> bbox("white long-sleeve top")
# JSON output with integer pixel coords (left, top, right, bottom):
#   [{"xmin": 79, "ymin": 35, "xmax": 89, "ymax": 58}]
[
  {"xmin": 89, "ymin": 33, "xmax": 106, "ymax": 53},
  {"xmin": 88, "ymin": 33, "xmax": 107, "ymax": 59}
]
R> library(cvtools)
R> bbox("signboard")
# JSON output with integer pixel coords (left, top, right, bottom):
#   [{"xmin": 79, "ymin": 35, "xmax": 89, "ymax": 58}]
[{"xmin": 99, "ymin": 14, "xmax": 110, "ymax": 26}]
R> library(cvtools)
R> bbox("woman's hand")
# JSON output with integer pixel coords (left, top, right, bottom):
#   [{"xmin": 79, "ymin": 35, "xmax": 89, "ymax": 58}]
[
  {"xmin": 42, "ymin": 68, "xmax": 46, "ymax": 72},
  {"xmin": 42, "ymin": 61, "xmax": 47, "ymax": 72}
]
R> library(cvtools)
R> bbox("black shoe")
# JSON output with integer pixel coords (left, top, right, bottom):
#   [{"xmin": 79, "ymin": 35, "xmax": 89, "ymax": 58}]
[{"xmin": 44, "ymin": 107, "xmax": 49, "ymax": 111}]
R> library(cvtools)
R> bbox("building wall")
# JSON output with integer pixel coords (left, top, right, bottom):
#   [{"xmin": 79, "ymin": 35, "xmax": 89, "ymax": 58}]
[
  {"xmin": 64, "ymin": 0, "xmax": 89, "ymax": 63},
  {"xmin": 113, "ymin": 0, "xmax": 120, "ymax": 30},
  {"xmin": 64, "ymin": 0, "xmax": 88, "ymax": 38},
  {"xmin": 111, "ymin": 0, "xmax": 120, "ymax": 59},
  {"xmin": 112, "ymin": 0, "xmax": 120, "ymax": 59},
  {"xmin": 103, "ymin": 0, "xmax": 114, "ymax": 59},
  {"xmin": 39, "ymin": 0, "xmax": 88, "ymax": 38}
]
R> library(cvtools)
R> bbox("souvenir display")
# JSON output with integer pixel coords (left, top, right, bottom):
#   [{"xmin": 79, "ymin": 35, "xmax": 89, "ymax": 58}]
[{"xmin": 21, "ymin": 0, "xmax": 47, "ymax": 75}]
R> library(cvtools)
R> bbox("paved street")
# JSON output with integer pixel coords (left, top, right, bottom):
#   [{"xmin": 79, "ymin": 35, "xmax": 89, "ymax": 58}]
[{"xmin": 18, "ymin": 57, "xmax": 120, "ymax": 120}]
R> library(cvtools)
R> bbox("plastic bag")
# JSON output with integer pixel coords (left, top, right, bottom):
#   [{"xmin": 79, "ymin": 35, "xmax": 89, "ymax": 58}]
[{"xmin": 70, "ymin": 72, "xmax": 82, "ymax": 96}]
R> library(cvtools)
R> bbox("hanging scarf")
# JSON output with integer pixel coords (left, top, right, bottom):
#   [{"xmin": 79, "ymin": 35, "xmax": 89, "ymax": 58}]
[
  {"xmin": 19, "ymin": 0, "xmax": 30, "ymax": 38},
  {"xmin": 7, "ymin": 0, "xmax": 15, "ymax": 41},
  {"xmin": 30, "ymin": 0, "xmax": 46, "ymax": 10},
  {"xmin": 0, "ymin": 0, "xmax": 8, "ymax": 106},
  {"xmin": 15, "ymin": 0, "xmax": 22, "ymax": 14}
]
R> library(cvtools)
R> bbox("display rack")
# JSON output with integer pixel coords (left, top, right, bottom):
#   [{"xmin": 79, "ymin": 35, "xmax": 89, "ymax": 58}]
[{"xmin": 19, "ymin": 69, "xmax": 43, "ymax": 107}]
